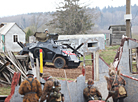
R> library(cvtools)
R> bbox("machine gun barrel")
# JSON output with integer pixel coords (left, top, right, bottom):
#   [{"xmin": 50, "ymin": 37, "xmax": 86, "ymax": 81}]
[
  {"xmin": 17, "ymin": 41, "xmax": 25, "ymax": 48},
  {"xmin": 54, "ymin": 39, "xmax": 69, "ymax": 42}
]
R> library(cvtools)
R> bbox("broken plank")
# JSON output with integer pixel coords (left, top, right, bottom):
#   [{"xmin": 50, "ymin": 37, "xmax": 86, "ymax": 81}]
[
  {"xmin": 4, "ymin": 54, "xmax": 26, "ymax": 78},
  {"xmin": 0, "ymin": 62, "xmax": 10, "ymax": 72}
]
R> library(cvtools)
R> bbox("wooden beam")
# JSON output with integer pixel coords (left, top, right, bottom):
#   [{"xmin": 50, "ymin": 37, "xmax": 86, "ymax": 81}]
[
  {"xmin": 4, "ymin": 53, "xmax": 26, "ymax": 78},
  {"xmin": 0, "ymin": 62, "xmax": 10, "ymax": 72}
]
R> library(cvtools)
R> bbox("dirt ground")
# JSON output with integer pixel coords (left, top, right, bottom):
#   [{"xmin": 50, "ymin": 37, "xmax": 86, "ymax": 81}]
[{"xmin": 43, "ymin": 65, "xmax": 93, "ymax": 80}]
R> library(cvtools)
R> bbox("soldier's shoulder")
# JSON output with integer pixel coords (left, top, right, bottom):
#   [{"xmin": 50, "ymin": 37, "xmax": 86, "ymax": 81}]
[
  {"xmin": 20, "ymin": 79, "xmax": 29, "ymax": 85},
  {"xmin": 45, "ymin": 80, "xmax": 53, "ymax": 85},
  {"xmin": 83, "ymin": 87, "xmax": 89, "ymax": 92}
]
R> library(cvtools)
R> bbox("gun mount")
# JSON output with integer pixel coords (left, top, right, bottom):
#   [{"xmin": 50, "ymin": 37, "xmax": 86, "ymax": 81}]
[{"xmin": 18, "ymin": 33, "xmax": 83, "ymax": 69}]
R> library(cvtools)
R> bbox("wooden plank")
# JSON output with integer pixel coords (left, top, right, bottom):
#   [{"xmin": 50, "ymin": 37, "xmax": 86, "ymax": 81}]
[
  {"xmin": 0, "ymin": 62, "xmax": 10, "ymax": 72},
  {"xmin": 0, "ymin": 55, "xmax": 6, "ymax": 63},
  {"xmin": 29, "ymin": 52, "xmax": 35, "ymax": 68},
  {"xmin": 64, "ymin": 70, "xmax": 72, "ymax": 102},
  {"xmin": 15, "ymin": 55, "xmax": 29, "ymax": 60},
  {"xmin": 112, "ymin": 31, "xmax": 126, "ymax": 34},
  {"xmin": 112, "ymin": 38, "xmax": 122, "ymax": 42},
  {"xmin": 111, "ymin": 36, "xmax": 122, "ymax": 39},
  {"xmin": 4, "ymin": 53, "xmax": 26, "ymax": 78},
  {"xmin": 0, "ymin": 61, "xmax": 15, "ymax": 74},
  {"xmin": 0, "ymin": 79, "xmax": 11, "ymax": 85},
  {"xmin": 36, "ymin": 58, "xmax": 40, "ymax": 81},
  {"xmin": 10, "ymin": 51, "xmax": 26, "ymax": 74},
  {"xmin": 2, "ymin": 72, "xmax": 11, "ymax": 84}
]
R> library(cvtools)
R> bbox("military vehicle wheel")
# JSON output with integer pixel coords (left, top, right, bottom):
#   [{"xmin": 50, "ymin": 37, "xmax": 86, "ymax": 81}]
[
  {"xmin": 53, "ymin": 57, "xmax": 66, "ymax": 68},
  {"xmin": 34, "ymin": 48, "xmax": 45, "ymax": 58}
]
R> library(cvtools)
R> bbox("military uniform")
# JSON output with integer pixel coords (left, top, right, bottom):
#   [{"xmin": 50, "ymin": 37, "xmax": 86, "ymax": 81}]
[
  {"xmin": 83, "ymin": 86, "xmax": 102, "ymax": 101},
  {"xmin": 108, "ymin": 75, "xmax": 126, "ymax": 102},
  {"xmin": 40, "ymin": 78, "xmax": 64, "ymax": 102},
  {"xmin": 19, "ymin": 70, "xmax": 42, "ymax": 102},
  {"xmin": 83, "ymin": 79, "xmax": 102, "ymax": 102}
]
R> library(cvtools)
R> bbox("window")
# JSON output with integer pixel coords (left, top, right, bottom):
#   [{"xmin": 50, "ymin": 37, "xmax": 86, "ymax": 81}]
[
  {"xmin": 13, "ymin": 35, "xmax": 18, "ymax": 42},
  {"xmin": 87, "ymin": 42, "xmax": 98, "ymax": 47}
]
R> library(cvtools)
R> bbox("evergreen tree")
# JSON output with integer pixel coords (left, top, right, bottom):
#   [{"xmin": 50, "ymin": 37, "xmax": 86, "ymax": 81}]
[
  {"xmin": 50, "ymin": 0, "xmax": 95, "ymax": 35},
  {"xmin": 26, "ymin": 28, "xmax": 33, "ymax": 42}
]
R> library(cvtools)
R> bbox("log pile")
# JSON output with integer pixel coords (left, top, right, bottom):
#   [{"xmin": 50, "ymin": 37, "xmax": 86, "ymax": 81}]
[{"xmin": 0, "ymin": 51, "xmax": 29, "ymax": 85}]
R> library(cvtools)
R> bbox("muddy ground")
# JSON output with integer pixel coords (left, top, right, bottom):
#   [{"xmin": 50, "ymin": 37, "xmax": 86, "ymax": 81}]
[{"xmin": 43, "ymin": 65, "xmax": 93, "ymax": 80}]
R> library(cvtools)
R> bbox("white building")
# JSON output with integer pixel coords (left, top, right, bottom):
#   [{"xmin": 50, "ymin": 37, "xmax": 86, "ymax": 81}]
[{"xmin": 0, "ymin": 22, "xmax": 25, "ymax": 52}]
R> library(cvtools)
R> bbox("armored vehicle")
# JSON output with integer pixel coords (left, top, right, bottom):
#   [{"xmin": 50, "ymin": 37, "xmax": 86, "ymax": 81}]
[{"xmin": 18, "ymin": 32, "xmax": 83, "ymax": 68}]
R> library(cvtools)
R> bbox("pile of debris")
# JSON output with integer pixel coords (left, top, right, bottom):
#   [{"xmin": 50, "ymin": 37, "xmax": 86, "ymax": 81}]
[{"xmin": 0, "ymin": 51, "xmax": 29, "ymax": 85}]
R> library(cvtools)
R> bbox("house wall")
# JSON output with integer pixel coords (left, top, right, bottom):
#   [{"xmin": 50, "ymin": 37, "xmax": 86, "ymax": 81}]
[
  {"xmin": 109, "ymin": 25, "xmax": 126, "ymax": 45},
  {"xmin": 58, "ymin": 34, "xmax": 105, "ymax": 55},
  {"xmin": 5, "ymin": 24, "xmax": 25, "ymax": 52},
  {"xmin": 0, "ymin": 35, "xmax": 3, "ymax": 52}
]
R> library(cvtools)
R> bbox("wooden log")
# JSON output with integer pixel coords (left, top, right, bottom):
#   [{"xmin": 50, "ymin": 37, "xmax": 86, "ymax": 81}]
[
  {"xmin": 0, "ymin": 61, "xmax": 15, "ymax": 74},
  {"xmin": 0, "ymin": 79, "xmax": 11, "ymax": 85},
  {"xmin": 0, "ymin": 62, "xmax": 10, "ymax": 72},
  {"xmin": 4, "ymin": 53, "xmax": 26, "ymax": 78},
  {"xmin": 2, "ymin": 72, "xmax": 11, "ymax": 84},
  {"xmin": 0, "ymin": 55, "xmax": 6, "ymax": 63},
  {"xmin": 8, "ymin": 51, "xmax": 25, "ymax": 73}
]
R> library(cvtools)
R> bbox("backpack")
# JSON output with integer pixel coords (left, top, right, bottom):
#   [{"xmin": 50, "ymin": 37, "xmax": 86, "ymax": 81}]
[{"xmin": 118, "ymin": 85, "xmax": 127, "ymax": 96}]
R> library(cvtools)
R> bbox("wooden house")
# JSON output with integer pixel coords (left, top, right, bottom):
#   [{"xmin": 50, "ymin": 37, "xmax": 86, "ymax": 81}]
[
  {"xmin": 108, "ymin": 25, "xmax": 126, "ymax": 45},
  {"xmin": 0, "ymin": 22, "xmax": 25, "ymax": 52}
]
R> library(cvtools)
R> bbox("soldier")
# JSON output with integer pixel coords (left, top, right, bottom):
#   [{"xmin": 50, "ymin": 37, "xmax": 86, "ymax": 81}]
[
  {"xmin": 45, "ymin": 29, "xmax": 48, "ymax": 34},
  {"xmin": 105, "ymin": 64, "xmax": 127, "ymax": 102},
  {"xmin": 83, "ymin": 79, "xmax": 102, "ymax": 102},
  {"xmin": 40, "ymin": 72, "xmax": 64, "ymax": 102},
  {"xmin": 19, "ymin": 70, "xmax": 42, "ymax": 102},
  {"xmin": 40, "ymin": 73, "xmax": 47, "ymax": 89}
]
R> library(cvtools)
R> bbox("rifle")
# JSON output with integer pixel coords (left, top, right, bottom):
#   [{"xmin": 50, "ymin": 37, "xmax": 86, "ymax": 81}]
[
  {"xmin": 105, "ymin": 93, "xmax": 112, "ymax": 102},
  {"xmin": 105, "ymin": 75, "xmax": 117, "ymax": 102}
]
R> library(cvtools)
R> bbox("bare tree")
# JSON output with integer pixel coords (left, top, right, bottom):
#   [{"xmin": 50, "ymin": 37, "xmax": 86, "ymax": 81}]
[{"xmin": 30, "ymin": 13, "xmax": 48, "ymax": 33}]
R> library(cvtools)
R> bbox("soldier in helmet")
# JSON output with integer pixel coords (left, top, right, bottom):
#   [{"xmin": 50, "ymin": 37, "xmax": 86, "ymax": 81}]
[
  {"xmin": 19, "ymin": 70, "xmax": 42, "ymax": 102},
  {"xmin": 40, "ymin": 72, "xmax": 64, "ymax": 102},
  {"xmin": 45, "ymin": 29, "xmax": 48, "ymax": 34},
  {"xmin": 40, "ymin": 72, "xmax": 52, "ymax": 89},
  {"xmin": 83, "ymin": 79, "xmax": 102, "ymax": 102}
]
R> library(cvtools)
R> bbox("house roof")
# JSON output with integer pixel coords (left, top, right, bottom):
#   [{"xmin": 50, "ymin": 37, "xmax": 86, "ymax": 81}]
[
  {"xmin": 0, "ymin": 22, "xmax": 15, "ymax": 35},
  {"xmin": 0, "ymin": 22, "xmax": 25, "ymax": 35},
  {"xmin": 108, "ymin": 25, "xmax": 126, "ymax": 30}
]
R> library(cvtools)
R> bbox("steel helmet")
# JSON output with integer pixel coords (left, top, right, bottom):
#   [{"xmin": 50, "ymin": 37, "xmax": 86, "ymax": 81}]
[
  {"xmin": 87, "ymin": 79, "xmax": 94, "ymax": 86},
  {"xmin": 42, "ymin": 72, "xmax": 51, "ymax": 78},
  {"xmin": 45, "ymin": 29, "xmax": 48, "ymax": 32},
  {"xmin": 26, "ymin": 70, "xmax": 34, "ymax": 76}
]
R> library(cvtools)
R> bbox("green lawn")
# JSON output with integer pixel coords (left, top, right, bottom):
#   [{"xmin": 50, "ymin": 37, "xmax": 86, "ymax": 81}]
[
  {"xmin": 80, "ymin": 45, "xmax": 119, "ymax": 66},
  {"xmin": 0, "ymin": 86, "xmax": 11, "ymax": 95}
]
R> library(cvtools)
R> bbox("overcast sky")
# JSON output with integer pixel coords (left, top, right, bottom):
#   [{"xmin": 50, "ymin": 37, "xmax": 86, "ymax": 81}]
[{"xmin": 0, "ymin": 0, "xmax": 137, "ymax": 17}]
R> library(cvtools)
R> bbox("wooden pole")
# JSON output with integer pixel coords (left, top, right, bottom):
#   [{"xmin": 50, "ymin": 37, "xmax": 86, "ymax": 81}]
[
  {"xmin": 136, "ymin": 48, "xmax": 138, "ymax": 72},
  {"xmin": 126, "ymin": 0, "xmax": 131, "ymax": 38},
  {"xmin": 95, "ymin": 51, "xmax": 99, "ymax": 81},
  {"xmin": 91, "ymin": 53, "xmax": 94, "ymax": 80}
]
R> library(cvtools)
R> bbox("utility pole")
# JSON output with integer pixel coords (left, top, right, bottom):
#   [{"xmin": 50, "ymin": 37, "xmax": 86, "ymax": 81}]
[{"xmin": 125, "ymin": 0, "xmax": 132, "ymax": 38}]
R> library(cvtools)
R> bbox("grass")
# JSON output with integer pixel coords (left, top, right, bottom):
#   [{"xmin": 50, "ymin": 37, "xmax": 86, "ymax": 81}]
[
  {"xmin": 99, "ymin": 45, "xmax": 119, "ymax": 65},
  {"xmin": 80, "ymin": 45, "xmax": 119, "ymax": 66},
  {"xmin": 0, "ymin": 86, "xmax": 11, "ymax": 95}
]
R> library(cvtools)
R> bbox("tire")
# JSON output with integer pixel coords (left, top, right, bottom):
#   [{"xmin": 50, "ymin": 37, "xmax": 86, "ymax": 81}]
[
  {"xmin": 53, "ymin": 57, "xmax": 66, "ymax": 68},
  {"xmin": 33, "ymin": 48, "xmax": 45, "ymax": 58}
]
